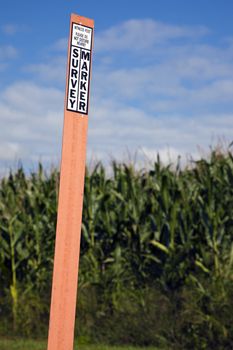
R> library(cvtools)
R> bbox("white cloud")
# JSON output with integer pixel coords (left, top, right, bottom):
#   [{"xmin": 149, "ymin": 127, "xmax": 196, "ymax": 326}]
[
  {"xmin": 0, "ymin": 45, "xmax": 17, "ymax": 61},
  {"xmin": 140, "ymin": 146, "xmax": 187, "ymax": 166},
  {"xmin": 0, "ymin": 81, "xmax": 63, "ymax": 166},
  {"xmin": 0, "ymin": 18, "xmax": 232, "ymax": 168},
  {"xmin": 2, "ymin": 24, "xmax": 18, "ymax": 35},
  {"xmin": 0, "ymin": 45, "xmax": 18, "ymax": 73},
  {"xmin": 0, "ymin": 142, "xmax": 23, "ymax": 160},
  {"xmin": 95, "ymin": 19, "xmax": 209, "ymax": 52},
  {"xmin": 1, "ymin": 23, "xmax": 29, "ymax": 37},
  {"xmin": 1, "ymin": 78, "xmax": 231, "ymax": 166},
  {"xmin": 92, "ymin": 30, "xmax": 233, "ymax": 117},
  {"xmin": 87, "ymin": 96, "xmax": 233, "ymax": 164},
  {"xmin": 0, "ymin": 63, "xmax": 7, "ymax": 72},
  {"xmin": 51, "ymin": 38, "xmax": 67, "ymax": 51},
  {"xmin": 25, "ymin": 56, "xmax": 66, "ymax": 83}
]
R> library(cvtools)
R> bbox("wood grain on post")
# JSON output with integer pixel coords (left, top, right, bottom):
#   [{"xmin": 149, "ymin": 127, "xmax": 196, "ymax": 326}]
[{"xmin": 47, "ymin": 13, "xmax": 94, "ymax": 350}]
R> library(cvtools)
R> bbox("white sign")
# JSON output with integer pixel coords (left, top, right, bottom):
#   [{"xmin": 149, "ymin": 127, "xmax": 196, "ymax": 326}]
[{"xmin": 67, "ymin": 23, "xmax": 92, "ymax": 114}]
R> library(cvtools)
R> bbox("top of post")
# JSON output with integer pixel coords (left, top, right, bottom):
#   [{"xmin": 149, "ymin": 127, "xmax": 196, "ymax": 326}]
[{"xmin": 70, "ymin": 13, "xmax": 94, "ymax": 28}]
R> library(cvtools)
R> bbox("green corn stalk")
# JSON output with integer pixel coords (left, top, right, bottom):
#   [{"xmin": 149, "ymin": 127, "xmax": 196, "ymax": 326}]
[
  {"xmin": 0, "ymin": 149, "xmax": 233, "ymax": 335},
  {"xmin": 9, "ymin": 215, "xmax": 19, "ymax": 331}
]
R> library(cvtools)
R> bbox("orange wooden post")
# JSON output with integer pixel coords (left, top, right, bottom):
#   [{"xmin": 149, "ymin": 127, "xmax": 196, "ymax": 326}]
[{"xmin": 47, "ymin": 13, "xmax": 94, "ymax": 350}]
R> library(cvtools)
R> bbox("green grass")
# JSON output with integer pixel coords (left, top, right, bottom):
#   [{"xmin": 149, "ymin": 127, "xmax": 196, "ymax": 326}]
[{"xmin": 0, "ymin": 339, "xmax": 162, "ymax": 350}]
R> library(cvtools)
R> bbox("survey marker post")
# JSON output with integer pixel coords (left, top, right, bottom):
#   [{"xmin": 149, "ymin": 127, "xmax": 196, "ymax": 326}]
[{"xmin": 47, "ymin": 13, "xmax": 94, "ymax": 350}]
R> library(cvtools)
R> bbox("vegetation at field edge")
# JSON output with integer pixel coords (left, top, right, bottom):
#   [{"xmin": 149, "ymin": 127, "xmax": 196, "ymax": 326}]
[{"xmin": 0, "ymin": 339, "xmax": 162, "ymax": 350}]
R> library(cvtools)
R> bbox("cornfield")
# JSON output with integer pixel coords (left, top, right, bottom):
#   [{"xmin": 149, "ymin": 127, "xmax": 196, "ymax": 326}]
[{"xmin": 0, "ymin": 149, "xmax": 233, "ymax": 349}]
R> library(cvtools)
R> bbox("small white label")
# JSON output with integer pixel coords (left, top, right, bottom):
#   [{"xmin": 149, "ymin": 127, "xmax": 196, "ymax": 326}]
[
  {"xmin": 67, "ymin": 23, "xmax": 92, "ymax": 114},
  {"xmin": 72, "ymin": 24, "xmax": 92, "ymax": 50}
]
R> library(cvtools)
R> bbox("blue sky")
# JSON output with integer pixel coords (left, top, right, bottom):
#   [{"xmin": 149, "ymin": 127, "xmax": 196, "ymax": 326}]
[{"xmin": 1, "ymin": 0, "xmax": 233, "ymax": 170}]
